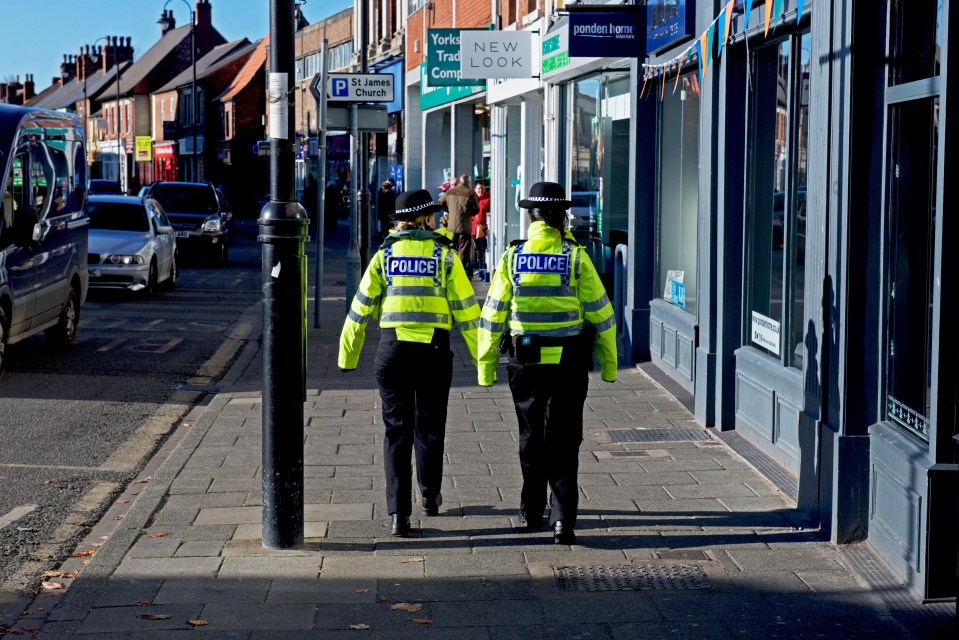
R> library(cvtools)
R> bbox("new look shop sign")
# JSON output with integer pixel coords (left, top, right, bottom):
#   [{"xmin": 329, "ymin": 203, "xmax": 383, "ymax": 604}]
[
  {"xmin": 460, "ymin": 31, "xmax": 533, "ymax": 80},
  {"xmin": 568, "ymin": 6, "xmax": 645, "ymax": 58}
]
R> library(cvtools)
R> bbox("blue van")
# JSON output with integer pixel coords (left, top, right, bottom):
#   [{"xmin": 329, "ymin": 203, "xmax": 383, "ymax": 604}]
[{"xmin": 0, "ymin": 105, "xmax": 89, "ymax": 375}]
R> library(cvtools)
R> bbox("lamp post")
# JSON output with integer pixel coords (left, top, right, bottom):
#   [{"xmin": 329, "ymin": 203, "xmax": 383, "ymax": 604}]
[{"xmin": 161, "ymin": 0, "xmax": 197, "ymax": 180}]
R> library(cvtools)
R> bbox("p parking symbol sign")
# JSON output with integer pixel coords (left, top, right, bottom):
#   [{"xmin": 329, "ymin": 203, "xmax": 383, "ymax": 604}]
[{"xmin": 332, "ymin": 78, "xmax": 349, "ymax": 97}]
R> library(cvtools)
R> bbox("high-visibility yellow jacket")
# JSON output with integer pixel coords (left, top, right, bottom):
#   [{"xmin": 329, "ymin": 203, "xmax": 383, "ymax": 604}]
[
  {"xmin": 477, "ymin": 220, "xmax": 617, "ymax": 385},
  {"xmin": 338, "ymin": 230, "xmax": 480, "ymax": 370},
  {"xmin": 436, "ymin": 227, "xmax": 454, "ymax": 240}
]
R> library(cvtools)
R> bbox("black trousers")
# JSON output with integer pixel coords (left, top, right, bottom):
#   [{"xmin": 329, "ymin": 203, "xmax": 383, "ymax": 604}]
[
  {"xmin": 507, "ymin": 349, "xmax": 589, "ymax": 527},
  {"xmin": 375, "ymin": 330, "xmax": 453, "ymax": 517}
]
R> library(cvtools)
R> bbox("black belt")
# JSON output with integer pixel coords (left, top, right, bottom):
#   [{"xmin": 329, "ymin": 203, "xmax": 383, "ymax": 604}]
[{"xmin": 380, "ymin": 328, "xmax": 450, "ymax": 345}]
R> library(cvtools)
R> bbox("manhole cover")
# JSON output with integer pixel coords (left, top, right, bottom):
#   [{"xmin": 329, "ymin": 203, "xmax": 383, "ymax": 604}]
[
  {"xmin": 554, "ymin": 564, "xmax": 711, "ymax": 592},
  {"xmin": 607, "ymin": 450, "xmax": 649, "ymax": 458},
  {"xmin": 607, "ymin": 428, "xmax": 710, "ymax": 443}
]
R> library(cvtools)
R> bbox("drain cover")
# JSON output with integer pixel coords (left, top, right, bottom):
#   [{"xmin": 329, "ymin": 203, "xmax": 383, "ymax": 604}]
[
  {"xmin": 554, "ymin": 564, "xmax": 710, "ymax": 592},
  {"xmin": 607, "ymin": 428, "xmax": 710, "ymax": 443},
  {"xmin": 607, "ymin": 450, "xmax": 649, "ymax": 458}
]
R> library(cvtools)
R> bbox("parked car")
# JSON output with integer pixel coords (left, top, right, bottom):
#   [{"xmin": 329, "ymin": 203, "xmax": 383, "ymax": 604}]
[
  {"xmin": 143, "ymin": 181, "xmax": 232, "ymax": 262},
  {"xmin": 85, "ymin": 195, "xmax": 177, "ymax": 295},
  {"xmin": 87, "ymin": 179, "xmax": 123, "ymax": 195},
  {"xmin": 569, "ymin": 190, "xmax": 599, "ymax": 240},
  {"xmin": 0, "ymin": 105, "xmax": 89, "ymax": 375}
]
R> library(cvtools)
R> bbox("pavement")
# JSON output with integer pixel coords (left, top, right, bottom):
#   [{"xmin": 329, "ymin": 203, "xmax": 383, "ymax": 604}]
[{"xmin": 2, "ymin": 226, "xmax": 953, "ymax": 639}]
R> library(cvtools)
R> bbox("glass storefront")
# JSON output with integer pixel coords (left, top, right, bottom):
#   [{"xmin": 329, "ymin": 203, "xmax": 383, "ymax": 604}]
[
  {"xmin": 745, "ymin": 33, "xmax": 810, "ymax": 368},
  {"xmin": 656, "ymin": 74, "xmax": 700, "ymax": 315},
  {"xmin": 504, "ymin": 104, "xmax": 523, "ymax": 244},
  {"xmin": 567, "ymin": 70, "xmax": 631, "ymax": 269}
]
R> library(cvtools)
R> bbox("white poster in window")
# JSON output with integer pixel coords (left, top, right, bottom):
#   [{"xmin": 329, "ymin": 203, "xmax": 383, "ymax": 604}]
[
  {"xmin": 269, "ymin": 73, "xmax": 289, "ymax": 140},
  {"xmin": 663, "ymin": 270, "xmax": 684, "ymax": 299},
  {"xmin": 751, "ymin": 311, "xmax": 781, "ymax": 355}
]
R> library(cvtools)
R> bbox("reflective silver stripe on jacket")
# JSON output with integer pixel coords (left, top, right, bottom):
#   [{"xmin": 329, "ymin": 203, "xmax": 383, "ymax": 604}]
[
  {"xmin": 380, "ymin": 312, "xmax": 449, "ymax": 324},
  {"xmin": 511, "ymin": 324, "xmax": 584, "ymax": 337},
  {"xmin": 511, "ymin": 311, "xmax": 581, "ymax": 323},
  {"xmin": 591, "ymin": 315, "xmax": 616, "ymax": 333},
  {"xmin": 483, "ymin": 296, "xmax": 509, "ymax": 311},
  {"xmin": 478, "ymin": 317, "xmax": 506, "ymax": 332},
  {"xmin": 449, "ymin": 295, "xmax": 478, "ymax": 310},
  {"xmin": 355, "ymin": 291, "xmax": 376, "ymax": 307},
  {"xmin": 514, "ymin": 285, "xmax": 576, "ymax": 298},
  {"xmin": 582, "ymin": 294, "xmax": 611, "ymax": 313},
  {"xmin": 347, "ymin": 309, "xmax": 369, "ymax": 325},
  {"xmin": 386, "ymin": 286, "xmax": 445, "ymax": 298},
  {"xmin": 456, "ymin": 318, "xmax": 479, "ymax": 331}
]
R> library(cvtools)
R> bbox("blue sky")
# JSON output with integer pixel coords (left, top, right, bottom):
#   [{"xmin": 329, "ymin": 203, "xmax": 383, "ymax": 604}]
[{"xmin": 0, "ymin": 0, "xmax": 352, "ymax": 88}]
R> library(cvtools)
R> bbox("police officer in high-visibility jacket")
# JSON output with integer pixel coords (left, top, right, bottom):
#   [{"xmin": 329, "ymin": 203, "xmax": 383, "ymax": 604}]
[
  {"xmin": 339, "ymin": 189, "xmax": 481, "ymax": 537},
  {"xmin": 477, "ymin": 182, "xmax": 616, "ymax": 545}
]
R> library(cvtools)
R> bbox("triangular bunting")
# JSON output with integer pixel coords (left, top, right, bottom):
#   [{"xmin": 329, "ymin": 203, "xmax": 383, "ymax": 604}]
[
  {"xmin": 673, "ymin": 54, "xmax": 685, "ymax": 95},
  {"xmin": 796, "ymin": 0, "xmax": 805, "ymax": 24},
  {"xmin": 696, "ymin": 38, "xmax": 705, "ymax": 84},
  {"xmin": 744, "ymin": 0, "xmax": 754, "ymax": 30},
  {"xmin": 707, "ymin": 23, "xmax": 716, "ymax": 59},
  {"xmin": 764, "ymin": 0, "xmax": 773, "ymax": 36},
  {"xmin": 661, "ymin": 70, "xmax": 667, "ymax": 102},
  {"xmin": 717, "ymin": 14, "xmax": 726, "ymax": 59},
  {"xmin": 724, "ymin": 1, "xmax": 734, "ymax": 46},
  {"xmin": 640, "ymin": 72, "xmax": 649, "ymax": 100},
  {"xmin": 773, "ymin": 0, "xmax": 784, "ymax": 32}
]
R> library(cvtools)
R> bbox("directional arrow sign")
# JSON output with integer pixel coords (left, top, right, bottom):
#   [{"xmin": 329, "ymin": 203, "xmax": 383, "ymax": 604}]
[
  {"xmin": 327, "ymin": 73, "xmax": 394, "ymax": 103},
  {"xmin": 309, "ymin": 72, "xmax": 324, "ymax": 102}
]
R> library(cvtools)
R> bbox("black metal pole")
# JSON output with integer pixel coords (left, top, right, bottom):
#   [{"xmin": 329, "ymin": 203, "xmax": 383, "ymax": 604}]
[
  {"xmin": 259, "ymin": 0, "xmax": 307, "ymax": 550},
  {"xmin": 191, "ymin": 11, "xmax": 197, "ymax": 180},
  {"xmin": 358, "ymin": 0, "xmax": 370, "ymax": 267},
  {"xmin": 115, "ymin": 39, "xmax": 121, "ymax": 189}
]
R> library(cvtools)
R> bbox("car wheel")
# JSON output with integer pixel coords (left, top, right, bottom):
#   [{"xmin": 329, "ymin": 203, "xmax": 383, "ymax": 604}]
[
  {"xmin": 163, "ymin": 253, "xmax": 178, "ymax": 290},
  {"xmin": 0, "ymin": 306, "xmax": 8, "ymax": 377},
  {"xmin": 145, "ymin": 260, "xmax": 158, "ymax": 297},
  {"xmin": 46, "ymin": 286, "xmax": 79, "ymax": 349}
]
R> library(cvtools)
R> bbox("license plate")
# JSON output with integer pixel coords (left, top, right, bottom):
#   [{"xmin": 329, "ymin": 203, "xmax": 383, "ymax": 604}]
[
  {"xmin": 89, "ymin": 269, "xmax": 101, "ymax": 277},
  {"xmin": 175, "ymin": 231, "xmax": 189, "ymax": 238}
]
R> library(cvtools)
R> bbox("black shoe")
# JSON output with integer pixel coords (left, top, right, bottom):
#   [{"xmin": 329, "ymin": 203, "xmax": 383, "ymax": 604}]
[
  {"xmin": 518, "ymin": 509, "xmax": 544, "ymax": 531},
  {"xmin": 553, "ymin": 520, "xmax": 576, "ymax": 545},
  {"xmin": 421, "ymin": 493, "xmax": 442, "ymax": 516},
  {"xmin": 391, "ymin": 514, "xmax": 410, "ymax": 537}
]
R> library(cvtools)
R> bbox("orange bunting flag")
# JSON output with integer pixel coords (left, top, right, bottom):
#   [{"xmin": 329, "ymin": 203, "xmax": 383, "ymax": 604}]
[
  {"xmin": 699, "ymin": 32, "xmax": 709, "ymax": 78},
  {"xmin": 765, "ymin": 0, "xmax": 773, "ymax": 36},
  {"xmin": 640, "ymin": 72, "xmax": 649, "ymax": 100},
  {"xmin": 673, "ymin": 55, "xmax": 685, "ymax": 95},
  {"xmin": 661, "ymin": 70, "xmax": 667, "ymax": 101}
]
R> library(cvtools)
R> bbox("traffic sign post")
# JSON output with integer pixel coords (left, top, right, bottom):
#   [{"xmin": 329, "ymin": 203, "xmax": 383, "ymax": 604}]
[
  {"xmin": 326, "ymin": 73, "xmax": 395, "ymax": 103},
  {"xmin": 309, "ymin": 41, "xmax": 329, "ymax": 329}
]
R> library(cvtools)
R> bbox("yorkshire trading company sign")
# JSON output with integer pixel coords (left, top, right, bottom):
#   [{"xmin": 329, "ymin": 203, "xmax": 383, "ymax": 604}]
[
  {"xmin": 427, "ymin": 28, "xmax": 488, "ymax": 87},
  {"xmin": 568, "ymin": 7, "xmax": 645, "ymax": 58},
  {"xmin": 647, "ymin": 0, "xmax": 696, "ymax": 55}
]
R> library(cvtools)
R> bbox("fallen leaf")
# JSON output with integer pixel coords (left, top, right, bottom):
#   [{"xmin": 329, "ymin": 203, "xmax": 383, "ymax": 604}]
[
  {"xmin": 114, "ymin": 514, "xmax": 124, "ymax": 521},
  {"xmin": 41, "ymin": 581, "xmax": 64, "ymax": 590},
  {"xmin": 42, "ymin": 571, "xmax": 71, "ymax": 578},
  {"xmin": 44, "ymin": 479, "xmax": 59, "ymax": 485},
  {"xmin": 146, "ymin": 532, "xmax": 169, "ymax": 539},
  {"xmin": 131, "ymin": 491, "xmax": 141, "ymax": 496},
  {"xmin": 400, "ymin": 557, "xmax": 424, "ymax": 564},
  {"xmin": 140, "ymin": 614, "xmax": 171, "ymax": 620},
  {"xmin": 187, "ymin": 619, "xmax": 208, "ymax": 626},
  {"xmin": 354, "ymin": 588, "xmax": 370, "ymax": 593},
  {"xmin": 136, "ymin": 599, "xmax": 150, "ymax": 607},
  {"xmin": 7, "ymin": 628, "xmax": 23, "ymax": 635},
  {"xmin": 390, "ymin": 602, "xmax": 423, "ymax": 613},
  {"xmin": 117, "ymin": 499, "xmax": 129, "ymax": 504},
  {"xmin": 410, "ymin": 618, "xmax": 433, "ymax": 625},
  {"xmin": 137, "ymin": 476, "xmax": 152, "ymax": 483},
  {"xmin": 21, "ymin": 624, "xmax": 39, "ymax": 632},
  {"xmin": 349, "ymin": 623, "xmax": 370, "ymax": 630},
  {"xmin": 377, "ymin": 595, "xmax": 390, "ymax": 602},
  {"xmin": 37, "ymin": 608, "xmax": 44, "ymax": 612},
  {"xmin": 68, "ymin": 549, "xmax": 95, "ymax": 558}
]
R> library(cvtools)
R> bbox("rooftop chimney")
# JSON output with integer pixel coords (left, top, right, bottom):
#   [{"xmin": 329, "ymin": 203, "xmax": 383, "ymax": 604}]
[
  {"xmin": 158, "ymin": 9, "xmax": 176, "ymax": 36},
  {"xmin": 60, "ymin": 54, "xmax": 77, "ymax": 84},
  {"xmin": 195, "ymin": 0, "xmax": 212, "ymax": 29},
  {"xmin": 22, "ymin": 74, "xmax": 35, "ymax": 104}
]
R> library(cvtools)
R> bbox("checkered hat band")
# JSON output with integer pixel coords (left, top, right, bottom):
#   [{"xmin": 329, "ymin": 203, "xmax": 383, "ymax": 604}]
[
  {"xmin": 527, "ymin": 196, "xmax": 567, "ymax": 202},
  {"xmin": 396, "ymin": 201, "xmax": 436, "ymax": 214}
]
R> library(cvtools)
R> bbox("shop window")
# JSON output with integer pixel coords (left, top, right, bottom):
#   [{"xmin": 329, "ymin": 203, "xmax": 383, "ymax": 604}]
[
  {"xmin": 888, "ymin": 0, "xmax": 941, "ymax": 86},
  {"xmin": 568, "ymin": 71, "xmax": 631, "ymax": 257},
  {"xmin": 884, "ymin": 97, "xmax": 938, "ymax": 440},
  {"xmin": 655, "ymin": 74, "xmax": 700, "ymax": 315},
  {"xmin": 745, "ymin": 32, "xmax": 810, "ymax": 368}
]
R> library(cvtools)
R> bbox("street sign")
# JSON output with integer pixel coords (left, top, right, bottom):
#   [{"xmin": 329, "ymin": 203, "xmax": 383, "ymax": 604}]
[
  {"xmin": 135, "ymin": 136, "xmax": 152, "ymax": 162},
  {"xmin": 326, "ymin": 73, "xmax": 394, "ymax": 103},
  {"xmin": 325, "ymin": 105, "xmax": 388, "ymax": 132}
]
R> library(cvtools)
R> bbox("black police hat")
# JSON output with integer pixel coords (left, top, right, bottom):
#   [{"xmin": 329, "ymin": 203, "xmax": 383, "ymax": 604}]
[
  {"xmin": 392, "ymin": 189, "xmax": 442, "ymax": 221},
  {"xmin": 518, "ymin": 181, "xmax": 572, "ymax": 210}
]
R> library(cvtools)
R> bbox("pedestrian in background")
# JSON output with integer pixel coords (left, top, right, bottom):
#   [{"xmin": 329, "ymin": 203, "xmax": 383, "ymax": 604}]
[
  {"xmin": 473, "ymin": 182, "xmax": 490, "ymax": 272},
  {"xmin": 377, "ymin": 180, "xmax": 396, "ymax": 241},
  {"xmin": 338, "ymin": 189, "xmax": 481, "ymax": 537},
  {"xmin": 477, "ymin": 181, "xmax": 617, "ymax": 545},
  {"xmin": 324, "ymin": 180, "xmax": 339, "ymax": 239},
  {"xmin": 439, "ymin": 174, "xmax": 479, "ymax": 279}
]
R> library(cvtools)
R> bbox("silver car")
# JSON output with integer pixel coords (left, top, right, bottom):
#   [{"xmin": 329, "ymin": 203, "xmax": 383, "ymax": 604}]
[{"xmin": 86, "ymin": 196, "xmax": 177, "ymax": 295}]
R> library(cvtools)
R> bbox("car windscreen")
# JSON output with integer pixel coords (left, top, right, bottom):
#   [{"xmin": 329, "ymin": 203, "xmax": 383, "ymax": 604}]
[
  {"xmin": 149, "ymin": 185, "xmax": 217, "ymax": 213},
  {"xmin": 88, "ymin": 180, "xmax": 122, "ymax": 194},
  {"xmin": 86, "ymin": 202, "xmax": 149, "ymax": 232}
]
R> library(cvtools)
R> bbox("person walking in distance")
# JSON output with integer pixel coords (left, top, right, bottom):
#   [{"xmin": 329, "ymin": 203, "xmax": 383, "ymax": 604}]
[
  {"xmin": 477, "ymin": 182, "xmax": 617, "ymax": 545},
  {"xmin": 439, "ymin": 174, "xmax": 479, "ymax": 279},
  {"xmin": 473, "ymin": 182, "xmax": 490, "ymax": 273},
  {"xmin": 339, "ymin": 189, "xmax": 481, "ymax": 537}
]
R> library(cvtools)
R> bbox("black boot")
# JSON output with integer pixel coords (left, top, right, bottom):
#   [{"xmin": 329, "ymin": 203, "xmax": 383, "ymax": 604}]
[
  {"xmin": 553, "ymin": 520, "xmax": 576, "ymax": 545},
  {"xmin": 421, "ymin": 493, "xmax": 443, "ymax": 516},
  {"xmin": 518, "ymin": 508, "xmax": 544, "ymax": 532},
  {"xmin": 391, "ymin": 514, "xmax": 410, "ymax": 537}
]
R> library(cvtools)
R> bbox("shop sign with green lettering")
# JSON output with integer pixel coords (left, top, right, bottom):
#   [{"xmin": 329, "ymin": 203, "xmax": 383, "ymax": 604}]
[
  {"xmin": 419, "ymin": 63, "xmax": 485, "ymax": 111},
  {"xmin": 542, "ymin": 24, "xmax": 570, "ymax": 78}
]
